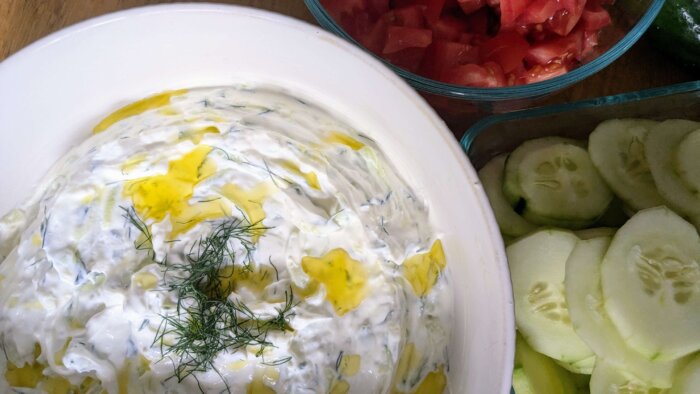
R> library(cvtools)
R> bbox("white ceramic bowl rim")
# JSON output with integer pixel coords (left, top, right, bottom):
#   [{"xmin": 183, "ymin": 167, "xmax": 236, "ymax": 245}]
[{"xmin": 0, "ymin": 4, "xmax": 514, "ymax": 393}]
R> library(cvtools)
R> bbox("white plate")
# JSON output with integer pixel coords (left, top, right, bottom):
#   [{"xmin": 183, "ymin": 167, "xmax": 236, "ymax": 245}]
[{"xmin": 0, "ymin": 4, "xmax": 513, "ymax": 393}]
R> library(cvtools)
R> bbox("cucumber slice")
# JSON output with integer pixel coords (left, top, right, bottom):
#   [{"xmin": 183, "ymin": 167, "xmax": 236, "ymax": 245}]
[
  {"xmin": 517, "ymin": 142, "xmax": 613, "ymax": 227},
  {"xmin": 670, "ymin": 354, "xmax": 700, "ymax": 394},
  {"xmin": 675, "ymin": 128, "xmax": 700, "ymax": 194},
  {"xmin": 479, "ymin": 154, "xmax": 538, "ymax": 238},
  {"xmin": 601, "ymin": 206, "xmax": 700, "ymax": 361},
  {"xmin": 588, "ymin": 119, "xmax": 664, "ymax": 211},
  {"xmin": 503, "ymin": 137, "xmax": 584, "ymax": 207},
  {"xmin": 565, "ymin": 236, "xmax": 678, "ymax": 387},
  {"xmin": 514, "ymin": 332, "xmax": 577, "ymax": 394},
  {"xmin": 513, "ymin": 368, "xmax": 536, "ymax": 394},
  {"xmin": 590, "ymin": 360, "xmax": 669, "ymax": 394},
  {"xmin": 645, "ymin": 119, "xmax": 700, "ymax": 219},
  {"xmin": 557, "ymin": 355, "xmax": 596, "ymax": 375},
  {"xmin": 508, "ymin": 229, "xmax": 593, "ymax": 363}
]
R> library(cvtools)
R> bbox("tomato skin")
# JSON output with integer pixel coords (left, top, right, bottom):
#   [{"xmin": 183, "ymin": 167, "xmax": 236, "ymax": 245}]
[
  {"xmin": 480, "ymin": 30, "xmax": 530, "ymax": 72},
  {"xmin": 383, "ymin": 26, "xmax": 434, "ymax": 54}
]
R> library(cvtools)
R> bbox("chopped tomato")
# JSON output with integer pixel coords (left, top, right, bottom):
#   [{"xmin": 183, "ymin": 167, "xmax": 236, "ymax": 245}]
[
  {"xmin": 458, "ymin": 0, "xmax": 486, "ymax": 15},
  {"xmin": 429, "ymin": 14, "xmax": 469, "ymax": 40},
  {"xmin": 525, "ymin": 28, "xmax": 583, "ymax": 65},
  {"xmin": 383, "ymin": 26, "xmax": 434, "ymax": 54},
  {"xmin": 394, "ymin": 0, "xmax": 446, "ymax": 22},
  {"xmin": 480, "ymin": 30, "xmax": 530, "ymax": 72},
  {"xmin": 421, "ymin": 40, "xmax": 480, "ymax": 78},
  {"xmin": 500, "ymin": 0, "xmax": 533, "ymax": 28},
  {"xmin": 517, "ymin": 0, "xmax": 560, "ymax": 24},
  {"xmin": 580, "ymin": 6, "xmax": 611, "ymax": 31},
  {"xmin": 443, "ymin": 63, "xmax": 506, "ymax": 87},
  {"xmin": 391, "ymin": 5, "xmax": 426, "ymax": 27},
  {"xmin": 546, "ymin": 0, "xmax": 585, "ymax": 36},
  {"xmin": 518, "ymin": 63, "xmax": 568, "ymax": 84},
  {"xmin": 581, "ymin": 29, "xmax": 600, "ymax": 58},
  {"xmin": 357, "ymin": 18, "xmax": 389, "ymax": 53},
  {"xmin": 385, "ymin": 47, "xmax": 428, "ymax": 72},
  {"xmin": 339, "ymin": 11, "xmax": 373, "ymax": 38},
  {"xmin": 459, "ymin": 32, "xmax": 475, "ymax": 44},
  {"xmin": 367, "ymin": 0, "xmax": 390, "ymax": 17},
  {"xmin": 322, "ymin": 0, "xmax": 610, "ymax": 87}
]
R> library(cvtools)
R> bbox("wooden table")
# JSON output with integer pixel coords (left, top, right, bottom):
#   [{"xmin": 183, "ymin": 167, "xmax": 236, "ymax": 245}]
[{"xmin": 1, "ymin": 0, "xmax": 696, "ymax": 134}]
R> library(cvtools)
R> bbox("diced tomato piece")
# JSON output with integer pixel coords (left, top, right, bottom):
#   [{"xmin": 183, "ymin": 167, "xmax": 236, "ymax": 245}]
[
  {"xmin": 546, "ymin": 0, "xmax": 585, "ymax": 36},
  {"xmin": 420, "ymin": 40, "xmax": 480, "ymax": 79},
  {"xmin": 581, "ymin": 29, "xmax": 600, "ymax": 58},
  {"xmin": 321, "ymin": 0, "xmax": 368, "ymax": 20},
  {"xmin": 458, "ymin": 0, "xmax": 487, "ymax": 14},
  {"xmin": 480, "ymin": 30, "xmax": 529, "ymax": 72},
  {"xmin": 483, "ymin": 61, "xmax": 508, "ymax": 86},
  {"xmin": 383, "ymin": 26, "xmax": 433, "ymax": 54},
  {"xmin": 367, "ymin": 0, "xmax": 390, "ymax": 17},
  {"xmin": 506, "ymin": 63, "xmax": 527, "ymax": 85},
  {"xmin": 500, "ymin": 0, "xmax": 533, "ymax": 28},
  {"xmin": 391, "ymin": 5, "xmax": 427, "ymax": 27},
  {"xmin": 525, "ymin": 28, "xmax": 583, "ymax": 65},
  {"xmin": 518, "ymin": 0, "xmax": 560, "ymax": 24},
  {"xmin": 385, "ymin": 47, "xmax": 428, "ymax": 72},
  {"xmin": 486, "ymin": 0, "xmax": 501, "ymax": 8},
  {"xmin": 443, "ymin": 63, "xmax": 506, "ymax": 87},
  {"xmin": 459, "ymin": 32, "xmax": 475, "ymax": 44},
  {"xmin": 357, "ymin": 18, "xmax": 390, "ymax": 53},
  {"xmin": 464, "ymin": 8, "xmax": 492, "ymax": 34},
  {"xmin": 430, "ymin": 15, "xmax": 469, "ymax": 40},
  {"xmin": 339, "ymin": 11, "xmax": 373, "ymax": 38},
  {"xmin": 518, "ymin": 63, "xmax": 568, "ymax": 84},
  {"xmin": 394, "ymin": 0, "xmax": 446, "ymax": 23},
  {"xmin": 580, "ymin": 6, "xmax": 612, "ymax": 31}
]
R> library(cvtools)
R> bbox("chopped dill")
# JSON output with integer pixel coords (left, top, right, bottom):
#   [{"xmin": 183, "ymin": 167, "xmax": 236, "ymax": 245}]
[{"xmin": 123, "ymin": 207, "xmax": 295, "ymax": 389}]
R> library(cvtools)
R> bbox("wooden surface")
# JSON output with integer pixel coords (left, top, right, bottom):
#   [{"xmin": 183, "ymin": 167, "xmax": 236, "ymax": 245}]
[{"xmin": 1, "ymin": 0, "xmax": 696, "ymax": 128}]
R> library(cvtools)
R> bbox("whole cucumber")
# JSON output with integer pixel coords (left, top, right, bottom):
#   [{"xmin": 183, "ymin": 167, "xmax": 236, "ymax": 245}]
[{"xmin": 649, "ymin": 0, "xmax": 700, "ymax": 72}]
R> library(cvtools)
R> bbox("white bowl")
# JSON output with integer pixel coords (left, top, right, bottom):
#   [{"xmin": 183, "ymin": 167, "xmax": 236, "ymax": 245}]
[{"xmin": 0, "ymin": 4, "xmax": 513, "ymax": 393}]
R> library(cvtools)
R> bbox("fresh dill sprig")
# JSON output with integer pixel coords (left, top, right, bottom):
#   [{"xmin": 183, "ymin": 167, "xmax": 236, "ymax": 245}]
[
  {"xmin": 124, "ymin": 207, "xmax": 294, "ymax": 389},
  {"xmin": 122, "ymin": 206, "xmax": 158, "ymax": 262}
]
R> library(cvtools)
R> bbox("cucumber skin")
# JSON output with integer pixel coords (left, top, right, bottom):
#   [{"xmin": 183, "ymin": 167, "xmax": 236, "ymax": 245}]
[{"xmin": 649, "ymin": 0, "xmax": 700, "ymax": 71}]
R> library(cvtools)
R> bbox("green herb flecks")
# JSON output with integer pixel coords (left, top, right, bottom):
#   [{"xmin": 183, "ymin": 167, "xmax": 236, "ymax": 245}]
[{"xmin": 122, "ymin": 207, "xmax": 296, "ymax": 389}]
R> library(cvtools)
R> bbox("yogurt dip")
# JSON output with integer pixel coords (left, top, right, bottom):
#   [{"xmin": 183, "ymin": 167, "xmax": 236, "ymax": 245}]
[{"xmin": 0, "ymin": 86, "xmax": 452, "ymax": 393}]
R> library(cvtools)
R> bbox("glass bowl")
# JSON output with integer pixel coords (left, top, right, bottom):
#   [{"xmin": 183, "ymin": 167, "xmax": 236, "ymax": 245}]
[
  {"xmin": 461, "ymin": 79, "xmax": 700, "ymax": 394},
  {"xmin": 305, "ymin": 0, "xmax": 666, "ymax": 131},
  {"xmin": 462, "ymin": 80, "xmax": 700, "ymax": 167}
]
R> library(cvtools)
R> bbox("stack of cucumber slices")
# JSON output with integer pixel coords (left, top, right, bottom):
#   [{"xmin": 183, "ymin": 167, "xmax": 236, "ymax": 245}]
[{"xmin": 479, "ymin": 118, "xmax": 700, "ymax": 393}]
